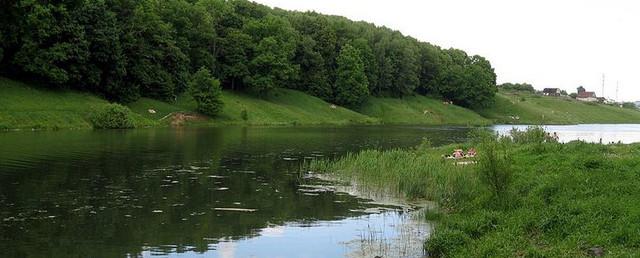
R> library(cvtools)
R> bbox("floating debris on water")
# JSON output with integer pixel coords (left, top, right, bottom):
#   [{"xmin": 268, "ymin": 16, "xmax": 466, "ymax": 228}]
[
  {"xmin": 234, "ymin": 170, "xmax": 256, "ymax": 174},
  {"xmin": 298, "ymin": 184, "xmax": 336, "ymax": 193},
  {"xmin": 213, "ymin": 208, "xmax": 257, "ymax": 212}
]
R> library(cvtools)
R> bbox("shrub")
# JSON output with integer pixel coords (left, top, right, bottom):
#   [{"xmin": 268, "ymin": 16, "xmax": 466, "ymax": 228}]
[
  {"xmin": 415, "ymin": 137, "xmax": 432, "ymax": 153},
  {"xmin": 90, "ymin": 104, "xmax": 135, "ymax": 129},
  {"xmin": 468, "ymin": 128, "xmax": 497, "ymax": 146},
  {"xmin": 477, "ymin": 140, "xmax": 512, "ymax": 201},
  {"xmin": 447, "ymin": 211, "xmax": 500, "ymax": 238},
  {"xmin": 509, "ymin": 126, "xmax": 551, "ymax": 144},
  {"xmin": 425, "ymin": 229, "xmax": 469, "ymax": 257},
  {"xmin": 498, "ymin": 82, "xmax": 535, "ymax": 93},
  {"xmin": 189, "ymin": 67, "xmax": 223, "ymax": 116},
  {"xmin": 240, "ymin": 109, "xmax": 248, "ymax": 121}
]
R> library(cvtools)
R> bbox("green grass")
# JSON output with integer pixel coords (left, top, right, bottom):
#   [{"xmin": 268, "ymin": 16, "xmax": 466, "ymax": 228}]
[
  {"xmin": 0, "ymin": 77, "xmax": 154, "ymax": 130},
  {"xmin": 310, "ymin": 130, "xmax": 640, "ymax": 257},
  {"xmin": 479, "ymin": 90, "xmax": 640, "ymax": 124},
  {"xmin": 129, "ymin": 88, "xmax": 377, "ymax": 126},
  {"xmin": 358, "ymin": 95, "xmax": 491, "ymax": 125},
  {"xmin": 6, "ymin": 76, "xmax": 640, "ymax": 130}
]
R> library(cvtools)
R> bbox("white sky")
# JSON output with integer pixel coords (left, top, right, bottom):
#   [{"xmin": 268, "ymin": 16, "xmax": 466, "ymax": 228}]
[{"xmin": 253, "ymin": 0, "xmax": 640, "ymax": 101}]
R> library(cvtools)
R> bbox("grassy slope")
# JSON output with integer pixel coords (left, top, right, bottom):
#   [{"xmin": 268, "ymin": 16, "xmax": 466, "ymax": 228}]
[
  {"xmin": 479, "ymin": 90, "xmax": 640, "ymax": 124},
  {"xmin": 0, "ymin": 77, "xmax": 153, "ymax": 129},
  {"xmin": 129, "ymin": 88, "xmax": 377, "ymax": 126},
  {"xmin": 6, "ymin": 76, "xmax": 640, "ymax": 129},
  {"xmin": 358, "ymin": 95, "xmax": 491, "ymax": 125},
  {"xmin": 311, "ymin": 139, "xmax": 640, "ymax": 257}
]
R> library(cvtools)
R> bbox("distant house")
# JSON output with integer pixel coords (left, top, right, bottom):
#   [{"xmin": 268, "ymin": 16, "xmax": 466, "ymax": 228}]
[
  {"xmin": 542, "ymin": 88, "xmax": 561, "ymax": 96},
  {"xmin": 576, "ymin": 86, "xmax": 597, "ymax": 102}
]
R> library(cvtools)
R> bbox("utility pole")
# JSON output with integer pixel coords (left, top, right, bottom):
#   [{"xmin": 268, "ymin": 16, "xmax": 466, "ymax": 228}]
[
  {"xmin": 601, "ymin": 74, "xmax": 605, "ymax": 98},
  {"xmin": 616, "ymin": 81, "xmax": 619, "ymax": 103}
]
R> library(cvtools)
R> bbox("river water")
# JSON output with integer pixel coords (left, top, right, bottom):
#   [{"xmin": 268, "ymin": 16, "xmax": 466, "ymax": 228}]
[{"xmin": 1, "ymin": 124, "xmax": 639, "ymax": 257}]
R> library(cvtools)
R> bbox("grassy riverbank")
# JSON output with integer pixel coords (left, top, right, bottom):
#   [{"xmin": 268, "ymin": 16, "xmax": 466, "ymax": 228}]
[
  {"xmin": 129, "ymin": 88, "xmax": 376, "ymax": 126},
  {"xmin": 358, "ymin": 95, "xmax": 490, "ymax": 125},
  {"xmin": 479, "ymin": 91, "xmax": 640, "ymax": 124},
  {"xmin": 4, "ymin": 77, "xmax": 640, "ymax": 130},
  {"xmin": 0, "ymin": 78, "xmax": 155, "ymax": 130},
  {"xmin": 310, "ymin": 128, "xmax": 640, "ymax": 257}
]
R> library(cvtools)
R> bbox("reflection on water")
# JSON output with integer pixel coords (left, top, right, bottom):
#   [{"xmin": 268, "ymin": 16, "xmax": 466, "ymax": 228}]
[
  {"xmin": 0, "ymin": 126, "xmax": 468, "ymax": 258},
  {"xmin": 493, "ymin": 124, "xmax": 640, "ymax": 143},
  {"xmin": 139, "ymin": 210, "xmax": 430, "ymax": 258}
]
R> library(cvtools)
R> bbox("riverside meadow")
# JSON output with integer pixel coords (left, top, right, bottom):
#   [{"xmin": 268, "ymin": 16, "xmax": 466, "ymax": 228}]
[{"xmin": 310, "ymin": 126, "xmax": 640, "ymax": 257}]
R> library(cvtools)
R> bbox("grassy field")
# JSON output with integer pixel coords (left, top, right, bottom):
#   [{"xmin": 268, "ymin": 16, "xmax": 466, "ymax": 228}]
[
  {"xmin": 129, "ymin": 88, "xmax": 377, "ymax": 126},
  {"xmin": 5, "ymin": 76, "xmax": 640, "ymax": 130},
  {"xmin": 358, "ymin": 95, "xmax": 491, "ymax": 125},
  {"xmin": 0, "ymin": 78, "xmax": 154, "ymax": 130},
  {"xmin": 310, "ymin": 128, "xmax": 640, "ymax": 257},
  {"xmin": 479, "ymin": 90, "xmax": 640, "ymax": 124}
]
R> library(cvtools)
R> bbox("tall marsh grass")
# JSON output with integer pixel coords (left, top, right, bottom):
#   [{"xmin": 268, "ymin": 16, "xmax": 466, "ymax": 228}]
[{"xmin": 309, "ymin": 148, "xmax": 480, "ymax": 211}]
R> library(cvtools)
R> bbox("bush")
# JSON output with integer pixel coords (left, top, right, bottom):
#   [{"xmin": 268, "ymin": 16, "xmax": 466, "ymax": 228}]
[
  {"xmin": 468, "ymin": 128, "xmax": 497, "ymax": 146},
  {"xmin": 240, "ymin": 109, "xmax": 248, "ymax": 121},
  {"xmin": 90, "ymin": 104, "xmax": 135, "ymax": 129},
  {"xmin": 509, "ymin": 126, "xmax": 551, "ymax": 144},
  {"xmin": 498, "ymin": 82, "xmax": 535, "ymax": 93},
  {"xmin": 189, "ymin": 67, "xmax": 223, "ymax": 116},
  {"xmin": 425, "ymin": 229, "xmax": 469, "ymax": 257},
  {"xmin": 477, "ymin": 140, "xmax": 512, "ymax": 201},
  {"xmin": 415, "ymin": 137, "xmax": 432, "ymax": 153}
]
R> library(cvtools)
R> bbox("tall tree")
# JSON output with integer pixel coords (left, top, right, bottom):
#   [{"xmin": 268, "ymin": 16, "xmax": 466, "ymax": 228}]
[
  {"xmin": 243, "ymin": 14, "xmax": 299, "ymax": 96},
  {"xmin": 189, "ymin": 67, "xmax": 223, "ymax": 116},
  {"xmin": 293, "ymin": 35, "xmax": 332, "ymax": 100},
  {"xmin": 218, "ymin": 29, "xmax": 252, "ymax": 90},
  {"xmin": 121, "ymin": 1, "xmax": 189, "ymax": 101},
  {"xmin": 11, "ymin": 1, "xmax": 89, "ymax": 86},
  {"xmin": 334, "ymin": 44, "xmax": 369, "ymax": 107},
  {"xmin": 351, "ymin": 38, "xmax": 378, "ymax": 92}
]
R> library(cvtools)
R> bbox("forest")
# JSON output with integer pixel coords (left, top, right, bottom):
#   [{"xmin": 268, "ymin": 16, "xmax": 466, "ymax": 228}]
[{"xmin": 0, "ymin": 0, "xmax": 497, "ymax": 109}]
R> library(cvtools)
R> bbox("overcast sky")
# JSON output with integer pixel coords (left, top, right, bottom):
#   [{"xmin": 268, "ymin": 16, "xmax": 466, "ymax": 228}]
[{"xmin": 253, "ymin": 0, "xmax": 639, "ymax": 101}]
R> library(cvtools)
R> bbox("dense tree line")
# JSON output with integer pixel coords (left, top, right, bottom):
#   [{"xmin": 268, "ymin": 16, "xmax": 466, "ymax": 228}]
[
  {"xmin": 0, "ymin": 0, "xmax": 497, "ymax": 108},
  {"xmin": 498, "ymin": 82, "xmax": 535, "ymax": 93}
]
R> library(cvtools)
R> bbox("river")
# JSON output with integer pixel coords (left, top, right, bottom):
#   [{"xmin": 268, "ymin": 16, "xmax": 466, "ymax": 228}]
[{"xmin": 1, "ymin": 124, "xmax": 639, "ymax": 257}]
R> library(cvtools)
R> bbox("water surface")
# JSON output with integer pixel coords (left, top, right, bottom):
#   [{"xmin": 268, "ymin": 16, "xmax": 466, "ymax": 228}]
[
  {"xmin": 493, "ymin": 124, "xmax": 640, "ymax": 143},
  {"xmin": 4, "ymin": 124, "xmax": 639, "ymax": 257},
  {"xmin": 0, "ymin": 126, "xmax": 468, "ymax": 258}
]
